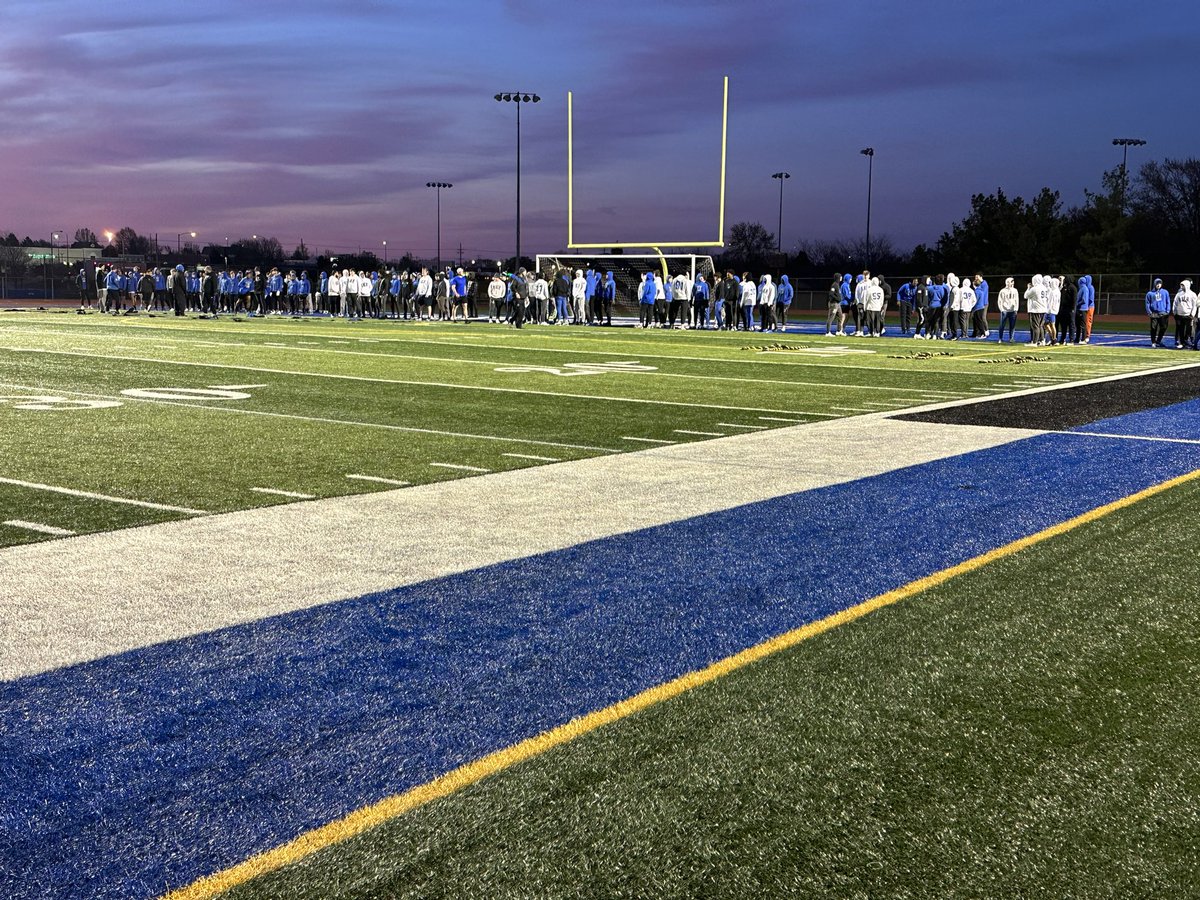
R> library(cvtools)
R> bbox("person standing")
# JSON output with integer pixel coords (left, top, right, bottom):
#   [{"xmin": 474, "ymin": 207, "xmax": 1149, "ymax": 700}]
[
  {"xmin": 531, "ymin": 271, "xmax": 550, "ymax": 324},
  {"xmin": 1076, "ymin": 275, "xmax": 1094, "ymax": 344},
  {"xmin": 1145, "ymin": 277, "xmax": 1171, "ymax": 347},
  {"xmin": 866, "ymin": 276, "xmax": 885, "ymax": 336},
  {"xmin": 776, "ymin": 274, "xmax": 793, "ymax": 332},
  {"xmin": 598, "ymin": 271, "xmax": 615, "ymax": 326},
  {"xmin": 996, "ymin": 277, "xmax": 1019, "ymax": 342},
  {"xmin": 171, "ymin": 264, "xmax": 188, "ymax": 316},
  {"xmin": 451, "ymin": 268, "xmax": 469, "ymax": 322},
  {"xmin": 739, "ymin": 272, "xmax": 757, "ymax": 331},
  {"xmin": 1025, "ymin": 275, "xmax": 1047, "ymax": 346},
  {"xmin": 1172, "ymin": 280, "xmax": 1196, "ymax": 349},
  {"xmin": 638, "ymin": 271, "xmax": 656, "ymax": 328},
  {"xmin": 971, "ymin": 273, "xmax": 989, "ymax": 338},
  {"xmin": 718, "ymin": 270, "xmax": 738, "ymax": 330},
  {"xmin": 691, "ymin": 274, "xmax": 710, "ymax": 329},
  {"xmin": 415, "ymin": 267, "xmax": 432, "ymax": 319},
  {"xmin": 927, "ymin": 275, "xmax": 947, "ymax": 338},
  {"xmin": 1044, "ymin": 276, "xmax": 1062, "ymax": 345},
  {"xmin": 510, "ymin": 269, "xmax": 528, "ymax": 328},
  {"xmin": 1056, "ymin": 275, "xmax": 1077, "ymax": 345},
  {"xmin": 669, "ymin": 270, "xmax": 691, "ymax": 328},
  {"xmin": 913, "ymin": 277, "xmax": 931, "ymax": 338},
  {"xmin": 853, "ymin": 271, "xmax": 870, "ymax": 335},
  {"xmin": 825, "ymin": 274, "xmax": 843, "ymax": 336},
  {"xmin": 896, "ymin": 277, "xmax": 917, "ymax": 335},
  {"xmin": 838, "ymin": 273, "xmax": 853, "ymax": 334},
  {"xmin": 570, "ymin": 269, "xmax": 587, "ymax": 324},
  {"xmin": 585, "ymin": 269, "xmax": 600, "ymax": 323},
  {"xmin": 758, "ymin": 274, "xmax": 777, "ymax": 332}
]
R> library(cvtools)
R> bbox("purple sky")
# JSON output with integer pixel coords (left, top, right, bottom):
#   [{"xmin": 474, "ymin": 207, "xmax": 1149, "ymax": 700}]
[{"xmin": 1, "ymin": 0, "xmax": 1194, "ymax": 260}]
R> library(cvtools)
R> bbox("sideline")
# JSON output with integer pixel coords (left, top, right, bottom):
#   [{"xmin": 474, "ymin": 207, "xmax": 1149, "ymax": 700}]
[{"xmin": 162, "ymin": 465, "xmax": 1200, "ymax": 899}]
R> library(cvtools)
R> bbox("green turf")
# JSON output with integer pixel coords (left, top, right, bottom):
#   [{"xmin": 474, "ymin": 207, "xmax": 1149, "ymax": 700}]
[
  {"xmin": 0, "ymin": 312, "xmax": 1171, "ymax": 549},
  {"xmin": 218, "ymin": 475, "xmax": 1200, "ymax": 899}
]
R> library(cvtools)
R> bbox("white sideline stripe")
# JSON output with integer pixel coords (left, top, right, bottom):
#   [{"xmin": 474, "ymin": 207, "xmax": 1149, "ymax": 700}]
[
  {"xmin": 621, "ymin": 436, "xmax": 676, "ymax": 444},
  {"xmin": 250, "ymin": 487, "xmax": 317, "ymax": 500},
  {"xmin": 430, "ymin": 462, "xmax": 491, "ymax": 473},
  {"xmin": 674, "ymin": 429, "xmax": 725, "ymax": 437},
  {"xmin": 0, "ymin": 347, "xmax": 828, "ymax": 418},
  {"xmin": 502, "ymin": 453, "xmax": 561, "ymax": 462},
  {"xmin": 3, "ymin": 520, "xmax": 76, "ymax": 537},
  {"xmin": 0, "ymin": 416, "xmax": 1044, "ymax": 681},
  {"xmin": 0, "ymin": 382, "xmax": 621, "ymax": 455},
  {"xmin": 717, "ymin": 423, "xmax": 768, "ymax": 430},
  {"xmin": 346, "ymin": 474, "xmax": 412, "ymax": 486},
  {"xmin": 0, "ymin": 476, "xmax": 207, "ymax": 515},
  {"xmin": 1058, "ymin": 430, "xmax": 1200, "ymax": 446}
]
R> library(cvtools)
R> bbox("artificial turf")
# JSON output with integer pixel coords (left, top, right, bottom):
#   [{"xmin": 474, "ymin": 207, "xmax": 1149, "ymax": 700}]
[
  {"xmin": 218, "ymin": 472, "xmax": 1200, "ymax": 900},
  {"xmin": 0, "ymin": 311, "xmax": 1170, "ymax": 548}
]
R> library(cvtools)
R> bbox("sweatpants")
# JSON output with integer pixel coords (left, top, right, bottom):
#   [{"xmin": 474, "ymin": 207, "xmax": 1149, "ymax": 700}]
[
  {"xmin": 1028, "ymin": 313, "xmax": 1045, "ymax": 345},
  {"xmin": 1174, "ymin": 314, "xmax": 1192, "ymax": 348},
  {"xmin": 971, "ymin": 308, "xmax": 987, "ymax": 336},
  {"xmin": 826, "ymin": 303, "xmax": 841, "ymax": 334},
  {"xmin": 1149, "ymin": 314, "xmax": 1168, "ymax": 345},
  {"xmin": 639, "ymin": 303, "xmax": 654, "ymax": 327},
  {"xmin": 899, "ymin": 303, "xmax": 914, "ymax": 333},
  {"xmin": 1058, "ymin": 309, "xmax": 1076, "ymax": 344}
]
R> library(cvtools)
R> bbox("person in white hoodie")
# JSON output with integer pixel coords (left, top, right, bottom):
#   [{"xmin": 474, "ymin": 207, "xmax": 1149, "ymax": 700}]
[
  {"xmin": 571, "ymin": 269, "xmax": 587, "ymax": 324},
  {"xmin": 739, "ymin": 272, "xmax": 757, "ymax": 331},
  {"xmin": 1044, "ymin": 276, "xmax": 1062, "ymax": 346},
  {"xmin": 865, "ymin": 276, "xmax": 885, "ymax": 336},
  {"xmin": 758, "ymin": 274, "xmax": 777, "ymax": 332},
  {"xmin": 1024, "ymin": 275, "xmax": 1047, "ymax": 346},
  {"xmin": 996, "ymin": 277, "xmax": 1020, "ymax": 342},
  {"xmin": 1173, "ymin": 279, "xmax": 1197, "ymax": 349},
  {"xmin": 946, "ymin": 273, "xmax": 964, "ymax": 339}
]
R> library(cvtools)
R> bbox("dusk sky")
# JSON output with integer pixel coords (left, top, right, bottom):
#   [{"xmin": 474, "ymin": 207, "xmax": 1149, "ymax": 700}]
[{"xmin": 1, "ymin": 0, "xmax": 1195, "ymax": 261}]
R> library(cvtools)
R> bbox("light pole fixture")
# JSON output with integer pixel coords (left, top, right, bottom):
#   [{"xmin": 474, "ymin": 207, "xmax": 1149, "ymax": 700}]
[
  {"xmin": 176, "ymin": 231, "xmax": 196, "ymax": 254},
  {"xmin": 47, "ymin": 230, "xmax": 62, "ymax": 299},
  {"xmin": 771, "ymin": 172, "xmax": 791, "ymax": 253},
  {"xmin": 382, "ymin": 240, "xmax": 388, "ymax": 264},
  {"xmin": 493, "ymin": 91, "xmax": 540, "ymax": 269},
  {"xmin": 426, "ymin": 182, "xmax": 453, "ymax": 271},
  {"xmin": 860, "ymin": 148, "xmax": 875, "ymax": 264},
  {"xmin": 1112, "ymin": 138, "xmax": 1147, "ymax": 176}
]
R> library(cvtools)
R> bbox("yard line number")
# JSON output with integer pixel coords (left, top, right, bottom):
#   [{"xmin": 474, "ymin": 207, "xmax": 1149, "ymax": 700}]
[
  {"xmin": 0, "ymin": 385, "xmax": 263, "ymax": 412},
  {"xmin": 493, "ymin": 360, "xmax": 658, "ymax": 377}
]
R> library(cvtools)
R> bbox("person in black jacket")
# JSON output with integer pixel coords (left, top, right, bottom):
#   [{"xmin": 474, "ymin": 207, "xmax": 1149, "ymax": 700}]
[
  {"xmin": 1057, "ymin": 275, "xmax": 1077, "ymax": 344},
  {"xmin": 171, "ymin": 265, "xmax": 188, "ymax": 316}
]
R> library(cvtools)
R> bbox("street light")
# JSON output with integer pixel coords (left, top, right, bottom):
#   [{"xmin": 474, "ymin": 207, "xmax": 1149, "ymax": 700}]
[
  {"xmin": 771, "ymin": 172, "xmax": 791, "ymax": 253},
  {"xmin": 47, "ymin": 230, "xmax": 62, "ymax": 299},
  {"xmin": 176, "ymin": 231, "xmax": 196, "ymax": 254},
  {"xmin": 382, "ymin": 240, "xmax": 388, "ymax": 264},
  {"xmin": 860, "ymin": 148, "xmax": 875, "ymax": 265},
  {"xmin": 426, "ymin": 182, "xmax": 453, "ymax": 270},
  {"xmin": 494, "ymin": 91, "xmax": 540, "ymax": 269}
]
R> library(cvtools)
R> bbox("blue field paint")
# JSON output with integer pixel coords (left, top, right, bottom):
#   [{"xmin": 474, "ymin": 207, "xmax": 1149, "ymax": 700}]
[
  {"xmin": 1074, "ymin": 396, "xmax": 1200, "ymax": 440},
  {"xmin": 1, "ymin": 432, "xmax": 1197, "ymax": 898}
]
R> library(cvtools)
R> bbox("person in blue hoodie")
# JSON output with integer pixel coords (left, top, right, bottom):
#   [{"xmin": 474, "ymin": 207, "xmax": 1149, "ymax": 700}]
[
  {"xmin": 896, "ymin": 277, "xmax": 917, "ymax": 335},
  {"xmin": 584, "ymin": 269, "xmax": 600, "ymax": 324},
  {"xmin": 926, "ymin": 274, "xmax": 947, "ymax": 338},
  {"xmin": 691, "ymin": 274, "xmax": 710, "ymax": 329},
  {"xmin": 837, "ymin": 273, "xmax": 852, "ymax": 335},
  {"xmin": 971, "ymin": 274, "xmax": 989, "ymax": 338},
  {"xmin": 1075, "ymin": 275, "xmax": 1093, "ymax": 344},
  {"xmin": 1145, "ymin": 277, "xmax": 1171, "ymax": 347},
  {"xmin": 775, "ymin": 274, "xmax": 793, "ymax": 332},
  {"xmin": 638, "ymin": 272, "xmax": 657, "ymax": 328},
  {"xmin": 599, "ymin": 271, "xmax": 615, "ymax": 326},
  {"xmin": 105, "ymin": 266, "xmax": 125, "ymax": 314}
]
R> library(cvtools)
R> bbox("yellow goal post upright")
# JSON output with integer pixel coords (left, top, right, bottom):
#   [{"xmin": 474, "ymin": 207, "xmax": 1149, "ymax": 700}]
[{"xmin": 558, "ymin": 76, "xmax": 730, "ymax": 284}]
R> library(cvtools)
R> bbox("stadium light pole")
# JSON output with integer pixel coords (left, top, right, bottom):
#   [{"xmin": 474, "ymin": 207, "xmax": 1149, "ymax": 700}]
[
  {"xmin": 382, "ymin": 240, "xmax": 387, "ymax": 264},
  {"xmin": 47, "ymin": 230, "xmax": 62, "ymax": 299},
  {"xmin": 771, "ymin": 172, "xmax": 791, "ymax": 253},
  {"xmin": 860, "ymin": 148, "xmax": 875, "ymax": 266},
  {"xmin": 426, "ymin": 182, "xmax": 453, "ymax": 271},
  {"xmin": 1112, "ymin": 138, "xmax": 1146, "ymax": 212},
  {"xmin": 176, "ymin": 231, "xmax": 196, "ymax": 255},
  {"xmin": 494, "ymin": 91, "xmax": 540, "ymax": 270}
]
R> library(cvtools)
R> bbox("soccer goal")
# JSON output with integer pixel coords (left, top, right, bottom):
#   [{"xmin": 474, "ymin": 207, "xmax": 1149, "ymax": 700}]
[{"xmin": 534, "ymin": 253, "xmax": 717, "ymax": 309}]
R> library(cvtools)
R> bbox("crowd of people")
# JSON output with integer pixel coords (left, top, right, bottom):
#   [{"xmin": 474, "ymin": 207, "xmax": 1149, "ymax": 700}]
[{"xmin": 71, "ymin": 259, "xmax": 1193, "ymax": 348}]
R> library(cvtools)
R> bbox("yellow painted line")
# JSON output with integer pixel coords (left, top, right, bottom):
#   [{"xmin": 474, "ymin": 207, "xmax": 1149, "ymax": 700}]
[{"xmin": 163, "ymin": 465, "xmax": 1200, "ymax": 899}]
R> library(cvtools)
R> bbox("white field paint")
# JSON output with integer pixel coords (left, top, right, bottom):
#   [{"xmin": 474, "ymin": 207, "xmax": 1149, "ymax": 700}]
[
  {"xmin": 621, "ymin": 437, "xmax": 676, "ymax": 444},
  {"xmin": 250, "ymin": 488, "xmax": 317, "ymax": 500},
  {"xmin": 345, "ymin": 474, "xmax": 411, "ymax": 487},
  {"xmin": 3, "ymin": 520, "xmax": 76, "ymax": 536},
  {"xmin": 0, "ymin": 347, "xmax": 836, "ymax": 417},
  {"xmin": 0, "ymin": 476, "xmax": 207, "ymax": 515},
  {"xmin": 0, "ymin": 415, "xmax": 1045, "ymax": 680},
  {"xmin": 502, "ymin": 453, "xmax": 561, "ymax": 462},
  {"xmin": 673, "ymin": 430, "xmax": 725, "ymax": 437},
  {"xmin": 429, "ymin": 463, "xmax": 491, "ymax": 473}
]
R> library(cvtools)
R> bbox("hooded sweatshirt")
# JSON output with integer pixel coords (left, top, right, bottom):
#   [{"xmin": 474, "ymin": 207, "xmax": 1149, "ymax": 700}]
[
  {"xmin": 1025, "ymin": 275, "xmax": 1047, "ymax": 314},
  {"xmin": 1077, "ymin": 275, "xmax": 1093, "ymax": 310},
  {"xmin": 601, "ymin": 272, "xmax": 616, "ymax": 301},
  {"xmin": 1046, "ymin": 277, "xmax": 1062, "ymax": 316},
  {"xmin": 866, "ymin": 277, "xmax": 884, "ymax": 312},
  {"xmin": 973, "ymin": 278, "xmax": 989, "ymax": 311},
  {"xmin": 1146, "ymin": 281, "xmax": 1171, "ymax": 316},
  {"xmin": 840, "ymin": 274, "xmax": 853, "ymax": 305},
  {"xmin": 759, "ymin": 274, "xmax": 776, "ymax": 305},
  {"xmin": 998, "ymin": 278, "xmax": 1019, "ymax": 313},
  {"xmin": 778, "ymin": 275, "xmax": 793, "ymax": 306},
  {"xmin": 1173, "ymin": 280, "xmax": 1197, "ymax": 318}
]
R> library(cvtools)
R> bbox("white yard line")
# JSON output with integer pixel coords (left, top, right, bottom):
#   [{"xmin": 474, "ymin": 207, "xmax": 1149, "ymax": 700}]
[
  {"xmin": 0, "ymin": 347, "xmax": 833, "ymax": 417},
  {"xmin": 830, "ymin": 407, "xmax": 871, "ymax": 413},
  {"xmin": 429, "ymin": 462, "xmax": 491, "ymax": 473},
  {"xmin": 621, "ymin": 436, "xmax": 676, "ymax": 444},
  {"xmin": 345, "ymin": 474, "xmax": 412, "ymax": 486},
  {"xmin": 674, "ymin": 429, "xmax": 725, "ymax": 436},
  {"xmin": 717, "ymin": 423, "xmax": 768, "ymax": 430},
  {"xmin": 502, "ymin": 453, "xmax": 561, "ymax": 462},
  {"xmin": 3, "ymin": 519, "xmax": 76, "ymax": 536},
  {"xmin": 250, "ymin": 487, "xmax": 317, "ymax": 500},
  {"xmin": 0, "ymin": 415, "xmax": 1043, "ymax": 681},
  {"xmin": 759, "ymin": 415, "xmax": 806, "ymax": 422},
  {"xmin": 0, "ymin": 476, "xmax": 207, "ymax": 515}
]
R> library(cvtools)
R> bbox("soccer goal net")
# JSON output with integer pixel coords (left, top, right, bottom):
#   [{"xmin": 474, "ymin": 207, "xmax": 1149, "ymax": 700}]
[{"xmin": 534, "ymin": 253, "xmax": 716, "ymax": 312}]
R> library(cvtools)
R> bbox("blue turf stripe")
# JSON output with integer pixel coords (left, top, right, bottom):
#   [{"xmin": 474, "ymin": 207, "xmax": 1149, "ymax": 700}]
[
  {"xmin": 1, "ymin": 429, "xmax": 1196, "ymax": 898},
  {"xmin": 1072, "ymin": 396, "xmax": 1200, "ymax": 440}
]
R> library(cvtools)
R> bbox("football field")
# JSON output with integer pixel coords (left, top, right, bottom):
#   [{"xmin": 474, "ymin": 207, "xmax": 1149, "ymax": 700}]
[{"xmin": 3, "ymin": 310, "xmax": 1199, "ymax": 900}]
